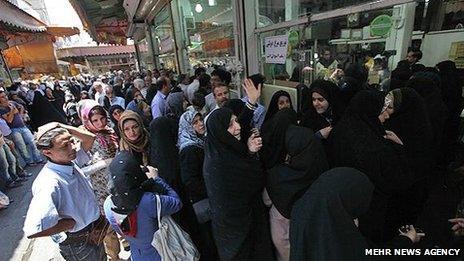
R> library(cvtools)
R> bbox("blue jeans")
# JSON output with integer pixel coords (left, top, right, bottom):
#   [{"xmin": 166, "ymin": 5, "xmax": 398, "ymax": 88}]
[
  {"xmin": 0, "ymin": 143, "xmax": 18, "ymax": 184},
  {"xmin": 10, "ymin": 127, "xmax": 42, "ymax": 164},
  {"xmin": 59, "ymin": 240, "xmax": 107, "ymax": 261}
]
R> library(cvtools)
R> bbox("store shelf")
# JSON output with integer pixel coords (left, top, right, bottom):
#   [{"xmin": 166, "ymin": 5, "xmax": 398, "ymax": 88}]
[{"xmin": 329, "ymin": 37, "xmax": 386, "ymax": 45}]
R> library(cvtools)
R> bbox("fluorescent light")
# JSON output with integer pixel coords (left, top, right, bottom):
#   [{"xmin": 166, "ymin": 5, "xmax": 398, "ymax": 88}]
[
  {"xmin": 195, "ymin": 3, "xmax": 203, "ymax": 13},
  {"xmin": 208, "ymin": 0, "xmax": 216, "ymax": 6}
]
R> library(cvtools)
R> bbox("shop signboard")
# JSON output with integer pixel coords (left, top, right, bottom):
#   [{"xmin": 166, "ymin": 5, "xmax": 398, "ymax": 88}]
[
  {"xmin": 265, "ymin": 35, "xmax": 288, "ymax": 64},
  {"xmin": 370, "ymin": 15, "xmax": 393, "ymax": 37}
]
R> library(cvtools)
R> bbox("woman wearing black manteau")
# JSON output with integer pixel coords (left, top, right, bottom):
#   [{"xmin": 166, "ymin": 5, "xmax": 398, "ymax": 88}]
[
  {"xmin": 203, "ymin": 108, "xmax": 274, "ymax": 261},
  {"xmin": 436, "ymin": 60, "xmax": 463, "ymax": 165},
  {"xmin": 261, "ymin": 108, "xmax": 329, "ymax": 261},
  {"xmin": 406, "ymin": 76, "xmax": 447, "ymax": 166},
  {"xmin": 178, "ymin": 109, "xmax": 219, "ymax": 260},
  {"xmin": 328, "ymin": 90, "xmax": 413, "ymax": 244},
  {"xmin": 290, "ymin": 168, "xmax": 422, "ymax": 261},
  {"xmin": 263, "ymin": 90, "xmax": 293, "ymax": 124},
  {"xmin": 300, "ymin": 80, "xmax": 342, "ymax": 141},
  {"xmin": 385, "ymin": 87, "xmax": 434, "ymax": 225}
]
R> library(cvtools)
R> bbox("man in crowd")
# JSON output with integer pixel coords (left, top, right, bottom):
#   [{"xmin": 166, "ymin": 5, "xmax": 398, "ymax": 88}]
[
  {"xmin": 0, "ymin": 91, "xmax": 43, "ymax": 165},
  {"xmin": 187, "ymin": 67, "xmax": 206, "ymax": 103},
  {"xmin": 406, "ymin": 48, "xmax": 423, "ymax": 67},
  {"xmin": 315, "ymin": 48, "xmax": 339, "ymax": 80},
  {"xmin": 112, "ymin": 76, "xmax": 124, "ymax": 98},
  {"xmin": 0, "ymin": 128, "xmax": 22, "ymax": 189},
  {"xmin": 23, "ymin": 122, "xmax": 106, "ymax": 260},
  {"xmin": 105, "ymin": 85, "xmax": 125, "ymax": 109},
  {"xmin": 151, "ymin": 76, "xmax": 171, "ymax": 120},
  {"xmin": 205, "ymin": 68, "xmax": 239, "ymax": 113},
  {"xmin": 139, "ymin": 77, "xmax": 150, "ymax": 99},
  {"xmin": 93, "ymin": 81, "xmax": 105, "ymax": 105}
]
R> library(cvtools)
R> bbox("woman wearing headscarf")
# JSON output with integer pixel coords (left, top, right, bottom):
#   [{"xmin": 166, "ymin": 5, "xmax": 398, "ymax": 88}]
[
  {"xmin": 261, "ymin": 108, "xmax": 298, "ymax": 170},
  {"xmin": 436, "ymin": 60, "xmax": 463, "ymax": 165},
  {"xmin": 178, "ymin": 110, "xmax": 219, "ymax": 260},
  {"xmin": 204, "ymin": 108, "xmax": 274, "ymax": 261},
  {"xmin": 406, "ymin": 76, "xmax": 447, "ymax": 165},
  {"xmin": 328, "ymin": 90, "xmax": 413, "ymax": 244},
  {"xmin": 118, "ymin": 110, "xmax": 150, "ymax": 165},
  {"xmin": 149, "ymin": 117, "xmax": 181, "ymax": 191},
  {"xmin": 263, "ymin": 90, "xmax": 293, "ymax": 124},
  {"xmin": 45, "ymin": 87, "xmax": 65, "ymax": 117},
  {"xmin": 78, "ymin": 100, "xmax": 120, "ymax": 260},
  {"xmin": 290, "ymin": 168, "xmax": 421, "ymax": 261},
  {"xmin": 27, "ymin": 86, "xmax": 67, "ymax": 131},
  {"xmin": 261, "ymin": 109, "xmax": 329, "ymax": 261},
  {"xmin": 109, "ymin": 105, "xmax": 124, "ymax": 138},
  {"xmin": 385, "ymin": 88, "xmax": 434, "ymax": 224},
  {"xmin": 103, "ymin": 151, "xmax": 182, "ymax": 261},
  {"xmin": 223, "ymin": 99, "xmax": 255, "ymax": 142},
  {"xmin": 300, "ymin": 80, "xmax": 342, "ymax": 140},
  {"xmin": 126, "ymin": 89, "xmax": 152, "ymax": 127}
]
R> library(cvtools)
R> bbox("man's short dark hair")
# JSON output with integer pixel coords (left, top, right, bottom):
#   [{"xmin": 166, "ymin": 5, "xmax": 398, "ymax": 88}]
[
  {"xmin": 194, "ymin": 67, "xmax": 206, "ymax": 77},
  {"xmin": 211, "ymin": 69, "xmax": 232, "ymax": 85},
  {"xmin": 192, "ymin": 92, "xmax": 206, "ymax": 109},
  {"xmin": 198, "ymin": 74, "xmax": 211, "ymax": 88},
  {"xmin": 409, "ymin": 49, "xmax": 423, "ymax": 60},
  {"xmin": 248, "ymin": 74, "xmax": 265, "ymax": 89},
  {"xmin": 155, "ymin": 77, "xmax": 169, "ymax": 91}
]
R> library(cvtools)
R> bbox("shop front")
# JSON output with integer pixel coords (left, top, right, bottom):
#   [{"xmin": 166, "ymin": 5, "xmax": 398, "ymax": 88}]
[
  {"xmin": 250, "ymin": 0, "xmax": 416, "ymax": 109},
  {"xmin": 126, "ymin": 0, "xmax": 464, "ymax": 110},
  {"xmin": 126, "ymin": 0, "xmax": 243, "ymax": 86}
]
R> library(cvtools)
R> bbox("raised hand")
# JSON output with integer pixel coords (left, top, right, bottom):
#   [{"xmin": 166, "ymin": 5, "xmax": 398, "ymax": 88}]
[{"xmin": 242, "ymin": 78, "xmax": 261, "ymax": 105}]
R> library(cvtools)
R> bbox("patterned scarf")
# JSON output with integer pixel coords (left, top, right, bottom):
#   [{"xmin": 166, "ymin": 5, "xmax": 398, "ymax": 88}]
[
  {"xmin": 118, "ymin": 110, "xmax": 150, "ymax": 164},
  {"xmin": 78, "ymin": 100, "xmax": 118, "ymax": 154},
  {"xmin": 178, "ymin": 110, "xmax": 205, "ymax": 152}
]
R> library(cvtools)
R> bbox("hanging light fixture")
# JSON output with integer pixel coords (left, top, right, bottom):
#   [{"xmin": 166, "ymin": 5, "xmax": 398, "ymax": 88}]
[
  {"xmin": 195, "ymin": 3, "xmax": 203, "ymax": 13},
  {"xmin": 208, "ymin": 0, "xmax": 216, "ymax": 6}
]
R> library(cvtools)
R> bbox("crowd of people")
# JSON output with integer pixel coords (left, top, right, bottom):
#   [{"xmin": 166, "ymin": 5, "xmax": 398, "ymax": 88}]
[{"xmin": 0, "ymin": 50, "xmax": 463, "ymax": 260}]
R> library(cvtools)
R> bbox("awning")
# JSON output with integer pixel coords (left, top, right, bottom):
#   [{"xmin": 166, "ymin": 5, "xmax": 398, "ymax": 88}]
[
  {"xmin": 3, "ymin": 41, "xmax": 59, "ymax": 73},
  {"xmin": 56, "ymin": 45, "xmax": 136, "ymax": 59},
  {"xmin": 69, "ymin": 0, "xmax": 128, "ymax": 44},
  {"xmin": 0, "ymin": 0, "xmax": 46, "ymax": 33},
  {"xmin": 46, "ymin": 26, "xmax": 80, "ymax": 38}
]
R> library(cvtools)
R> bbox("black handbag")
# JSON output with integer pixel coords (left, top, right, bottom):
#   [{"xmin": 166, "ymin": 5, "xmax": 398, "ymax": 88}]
[{"xmin": 192, "ymin": 198, "xmax": 211, "ymax": 224}]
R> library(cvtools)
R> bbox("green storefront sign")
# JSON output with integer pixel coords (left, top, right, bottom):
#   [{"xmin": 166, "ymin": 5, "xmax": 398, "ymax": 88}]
[{"xmin": 370, "ymin": 15, "xmax": 393, "ymax": 37}]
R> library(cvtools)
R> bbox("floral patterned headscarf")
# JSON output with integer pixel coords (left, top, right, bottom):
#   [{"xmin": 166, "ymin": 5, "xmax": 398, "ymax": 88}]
[
  {"xmin": 78, "ymin": 99, "xmax": 118, "ymax": 153},
  {"xmin": 178, "ymin": 110, "xmax": 205, "ymax": 152}
]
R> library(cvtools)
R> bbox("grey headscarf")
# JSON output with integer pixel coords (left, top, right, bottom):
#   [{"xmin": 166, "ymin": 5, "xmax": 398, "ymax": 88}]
[
  {"xmin": 166, "ymin": 92, "xmax": 185, "ymax": 120},
  {"xmin": 177, "ymin": 110, "xmax": 204, "ymax": 152}
]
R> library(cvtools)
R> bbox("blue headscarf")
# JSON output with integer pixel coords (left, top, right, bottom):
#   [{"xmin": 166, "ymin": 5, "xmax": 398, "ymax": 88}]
[{"xmin": 177, "ymin": 110, "xmax": 205, "ymax": 152}]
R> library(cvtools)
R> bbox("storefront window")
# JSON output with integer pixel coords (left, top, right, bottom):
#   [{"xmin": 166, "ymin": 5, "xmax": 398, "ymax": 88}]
[
  {"xmin": 176, "ymin": 0, "xmax": 236, "ymax": 69},
  {"xmin": 258, "ymin": 7, "xmax": 395, "ymax": 86},
  {"xmin": 152, "ymin": 4, "xmax": 178, "ymax": 72},
  {"xmin": 419, "ymin": 0, "xmax": 464, "ymax": 32},
  {"xmin": 256, "ymin": 0, "xmax": 375, "ymax": 28},
  {"xmin": 135, "ymin": 38, "xmax": 150, "ymax": 70}
]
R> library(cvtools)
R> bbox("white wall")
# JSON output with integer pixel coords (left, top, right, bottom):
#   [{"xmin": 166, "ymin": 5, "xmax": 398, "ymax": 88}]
[{"xmin": 420, "ymin": 29, "xmax": 464, "ymax": 67}]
